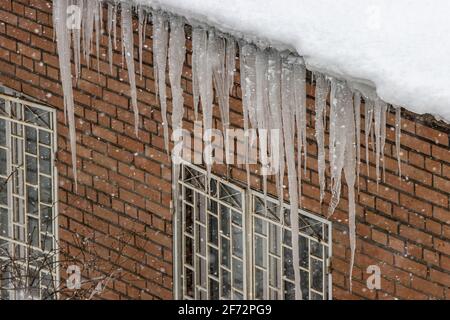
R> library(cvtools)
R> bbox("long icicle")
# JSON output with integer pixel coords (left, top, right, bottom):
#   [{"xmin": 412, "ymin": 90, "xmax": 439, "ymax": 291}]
[
  {"xmin": 314, "ymin": 73, "xmax": 328, "ymax": 204},
  {"xmin": 153, "ymin": 13, "xmax": 170, "ymax": 151},
  {"xmin": 121, "ymin": 2, "xmax": 140, "ymax": 136},
  {"xmin": 327, "ymin": 80, "xmax": 347, "ymax": 218},
  {"xmin": 267, "ymin": 50, "xmax": 285, "ymax": 216},
  {"xmin": 168, "ymin": 17, "xmax": 186, "ymax": 134},
  {"xmin": 53, "ymin": 0, "xmax": 78, "ymax": 189},
  {"xmin": 354, "ymin": 92, "xmax": 361, "ymax": 191},
  {"xmin": 294, "ymin": 62, "xmax": 306, "ymax": 207},
  {"xmin": 239, "ymin": 43, "xmax": 257, "ymax": 188},
  {"xmin": 281, "ymin": 56, "xmax": 302, "ymax": 300},
  {"xmin": 343, "ymin": 84, "xmax": 357, "ymax": 292},
  {"xmin": 168, "ymin": 16, "xmax": 186, "ymax": 238},
  {"xmin": 255, "ymin": 49, "xmax": 270, "ymax": 210},
  {"xmin": 191, "ymin": 28, "xmax": 203, "ymax": 120},
  {"xmin": 395, "ymin": 106, "xmax": 402, "ymax": 177}
]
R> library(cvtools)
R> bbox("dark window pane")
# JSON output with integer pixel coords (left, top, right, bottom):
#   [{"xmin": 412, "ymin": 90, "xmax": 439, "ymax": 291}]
[
  {"xmin": 40, "ymin": 205, "xmax": 53, "ymax": 234},
  {"xmin": 220, "ymin": 205, "xmax": 230, "ymax": 236},
  {"xmin": 221, "ymin": 237, "xmax": 230, "ymax": 268},
  {"xmin": 184, "ymin": 204, "xmax": 193, "ymax": 234},
  {"xmin": 255, "ymin": 268, "xmax": 265, "ymax": 299},
  {"xmin": 208, "ymin": 214, "xmax": 218, "ymax": 246},
  {"xmin": 284, "ymin": 281, "xmax": 295, "ymax": 300},
  {"xmin": 39, "ymin": 176, "xmax": 52, "ymax": 203},
  {"xmin": 0, "ymin": 119, "xmax": 6, "ymax": 146},
  {"xmin": 185, "ymin": 268, "xmax": 194, "ymax": 298},
  {"xmin": 299, "ymin": 236, "xmax": 309, "ymax": 268},
  {"xmin": 232, "ymin": 258, "xmax": 243, "ymax": 291},
  {"xmin": 209, "ymin": 247, "xmax": 219, "ymax": 276},
  {"xmin": 25, "ymin": 127, "xmax": 37, "ymax": 154},
  {"xmin": 0, "ymin": 208, "xmax": 9, "ymax": 237},
  {"xmin": 39, "ymin": 130, "xmax": 51, "ymax": 146},
  {"xmin": 39, "ymin": 146, "xmax": 51, "ymax": 175},
  {"xmin": 209, "ymin": 279, "xmax": 219, "ymax": 300},
  {"xmin": 311, "ymin": 259, "xmax": 323, "ymax": 292},
  {"xmin": 27, "ymin": 186, "xmax": 38, "ymax": 215},
  {"xmin": 222, "ymin": 269, "xmax": 231, "ymax": 299},
  {"xmin": 26, "ymin": 155, "xmax": 37, "ymax": 184},
  {"xmin": 232, "ymin": 226, "xmax": 243, "ymax": 258},
  {"xmin": 27, "ymin": 216, "xmax": 39, "ymax": 247},
  {"xmin": 185, "ymin": 236, "xmax": 193, "ymax": 266},
  {"xmin": 0, "ymin": 149, "xmax": 6, "ymax": 175}
]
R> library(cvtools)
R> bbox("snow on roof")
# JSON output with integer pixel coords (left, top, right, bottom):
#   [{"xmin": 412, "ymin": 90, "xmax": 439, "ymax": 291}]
[{"xmin": 135, "ymin": 0, "xmax": 450, "ymax": 122}]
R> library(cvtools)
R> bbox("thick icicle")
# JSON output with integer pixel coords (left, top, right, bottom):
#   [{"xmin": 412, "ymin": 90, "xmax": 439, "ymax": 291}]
[
  {"xmin": 225, "ymin": 36, "xmax": 236, "ymax": 96},
  {"xmin": 395, "ymin": 106, "xmax": 402, "ymax": 177},
  {"xmin": 281, "ymin": 57, "xmax": 302, "ymax": 300},
  {"xmin": 203, "ymin": 30, "xmax": 217, "ymax": 180},
  {"xmin": 191, "ymin": 28, "xmax": 203, "ymax": 120},
  {"xmin": 153, "ymin": 13, "xmax": 170, "ymax": 151},
  {"xmin": 239, "ymin": 43, "xmax": 257, "ymax": 187},
  {"xmin": 168, "ymin": 16, "xmax": 186, "ymax": 236},
  {"xmin": 314, "ymin": 73, "xmax": 329, "ymax": 204},
  {"xmin": 326, "ymin": 80, "xmax": 357, "ymax": 289},
  {"xmin": 364, "ymin": 99, "xmax": 374, "ymax": 176},
  {"xmin": 294, "ymin": 62, "xmax": 307, "ymax": 206},
  {"xmin": 81, "ymin": 1, "xmax": 94, "ymax": 68},
  {"xmin": 343, "ymin": 86, "xmax": 357, "ymax": 292},
  {"xmin": 267, "ymin": 50, "xmax": 285, "ymax": 214},
  {"xmin": 255, "ymin": 49, "xmax": 270, "ymax": 209},
  {"xmin": 354, "ymin": 92, "xmax": 361, "ymax": 190},
  {"xmin": 224, "ymin": 36, "xmax": 236, "ymax": 165},
  {"xmin": 168, "ymin": 17, "xmax": 186, "ymax": 134},
  {"xmin": 53, "ymin": 0, "xmax": 78, "ymax": 188},
  {"xmin": 121, "ymin": 2, "xmax": 140, "ymax": 136},
  {"xmin": 327, "ymin": 80, "xmax": 348, "ymax": 218},
  {"xmin": 210, "ymin": 35, "xmax": 229, "ymax": 134}
]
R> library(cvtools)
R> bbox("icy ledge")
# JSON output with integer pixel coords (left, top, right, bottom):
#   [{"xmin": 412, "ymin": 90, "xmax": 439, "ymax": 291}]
[{"xmin": 135, "ymin": 0, "xmax": 450, "ymax": 122}]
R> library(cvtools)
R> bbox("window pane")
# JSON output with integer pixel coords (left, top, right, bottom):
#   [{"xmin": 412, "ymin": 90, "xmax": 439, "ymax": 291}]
[{"xmin": 0, "ymin": 149, "xmax": 6, "ymax": 175}]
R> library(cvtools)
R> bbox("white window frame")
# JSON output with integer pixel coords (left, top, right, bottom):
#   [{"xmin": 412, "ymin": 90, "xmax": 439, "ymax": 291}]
[
  {"xmin": 174, "ymin": 161, "xmax": 332, "ymax": 300},
  {"xmin": 0, "ymin": 88, "xmax": 59, "ymax": 300}
]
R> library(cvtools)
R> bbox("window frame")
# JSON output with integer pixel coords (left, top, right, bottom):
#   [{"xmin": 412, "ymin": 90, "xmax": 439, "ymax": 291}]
[
  {"xmin": 0, "ymin": 88, "xmax": 59, "ymax": 300},
  {"xmin": 174, "ymin": 161, "xmax": 332, "ymax": 300}
]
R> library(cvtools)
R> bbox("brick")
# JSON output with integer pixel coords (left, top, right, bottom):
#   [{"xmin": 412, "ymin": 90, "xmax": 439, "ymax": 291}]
[{"xmin": 399, "ymin": 225, "xmax": 433, "ymax": 246}]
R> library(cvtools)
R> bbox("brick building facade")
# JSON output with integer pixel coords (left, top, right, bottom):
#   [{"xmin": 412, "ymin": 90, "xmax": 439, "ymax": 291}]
[{"xmin": 0, "ymin": 0, "xmax": 449, "ymax": 299}]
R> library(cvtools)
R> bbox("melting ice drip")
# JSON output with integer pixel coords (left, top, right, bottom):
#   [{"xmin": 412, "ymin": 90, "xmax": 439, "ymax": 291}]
[{"xmin": 53, "ymin": 0, "xmax": 403, "ymax": 296}]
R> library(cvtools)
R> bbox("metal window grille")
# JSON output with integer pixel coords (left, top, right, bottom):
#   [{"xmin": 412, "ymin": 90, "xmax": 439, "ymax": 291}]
[
  {"xmin": 250, "ymin": 190, "xmax": 332, "ymax": 300},
  {"xmin": 0, "ymin": 90, "xmax": 58, "ymax": 300},
  {"xmin": 176, "ymin": 163, "xmax": 246, "ymax": 299},
  {"xmin": 174, "ymin": 162, "xmax": 332, "ymax": 300}
]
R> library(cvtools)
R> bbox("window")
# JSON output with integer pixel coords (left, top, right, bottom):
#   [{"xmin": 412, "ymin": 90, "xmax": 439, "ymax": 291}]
[
  {"xmin": 176, "ymin": 164, "xmax": 247, "ymax": 299},
  {"xmin": 251, "ymin": 191, "xmax": 331, "ymax": 300},
  {"xmin": 174, "ymin": 162, "xmax": 332, "ymax": 300},
  {"xmin": 0, "ymin": 89, "xmax": 58, "ymax": 300}
]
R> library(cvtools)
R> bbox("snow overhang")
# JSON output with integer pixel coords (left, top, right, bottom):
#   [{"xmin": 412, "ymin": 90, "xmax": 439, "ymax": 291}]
[{"xmin": 132, "ymin": 0, "xmax": 450, "ymax": 123}]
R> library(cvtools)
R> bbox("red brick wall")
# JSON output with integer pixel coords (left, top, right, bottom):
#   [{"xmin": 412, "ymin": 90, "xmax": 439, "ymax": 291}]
[{"xmin": 0, "ymin": 0, "xmax": 449, "ymax": 300}]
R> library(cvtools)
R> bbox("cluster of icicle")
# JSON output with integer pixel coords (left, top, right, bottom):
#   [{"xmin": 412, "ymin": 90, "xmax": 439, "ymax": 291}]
[{"xmin": 53, "ymin": 0, "xmax": 402, "ymax": 295}]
